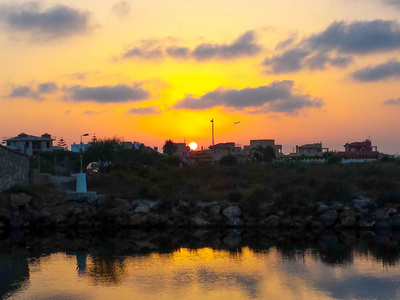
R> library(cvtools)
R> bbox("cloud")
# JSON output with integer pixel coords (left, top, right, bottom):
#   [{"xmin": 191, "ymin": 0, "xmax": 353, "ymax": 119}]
[
  {"xmin": 64, "ymin": 110, "xmax": 71, "ymax": 115},
  {"xmin": 38, "ymin": 82, "xmax": 58, "ymax": 93},
  {"xmin": 82, "ymin": 110, "xmax": 106, "ymax": 115},
  {"xmin": 262, "ymin": 20, "xmax": 400, "ymax": 74},
  {"xmin": 383, "ymin": 0, "xmax": 400, "ymax": 8},
  {"xmin": 384, "ymin": 97, "xmax": 400, "ymax": 105},
  {"xmin": 7, "ymin": 86, "xmax": 39, "ymax": 99},
  {"xmin": 0, "ymin": 2, "xmax": 93, "ymax": 41},
  {"xmin": 262, "ymin": 48, "xmax": 310, "ymax": 73},
  {"xmin": 122, "ymin": 39, "xmax": 164, "ymax": 60},
  {"xmin": 111, "ymin": 1, "xmax": 131, "ymax": 19},
  {"xmin": 306, "ymin": 20, "xmax": 400, "ymax": 54},
  {"xmin": 192, "ymin": 31, "xmax": 261, "ymax": 60},
  {"xmin": 127, "ymin": 106, "xmax": 161, "ymax": 115},
  {"xmin": 120, "ymin": 31, "xmax": 261, "ymax": 61},
  {"xmin": 352, "ymin": 60, "xmax": 400, "ymax": 81},
  {"xmin": 6, "ymin": 82, "xmax": 58, "ymax": 100},
  {"xmin": 166, "ymin": 46, "xmax": 190, "ymax": 59},
  {"xmin": 66, "ymin": 84, "xmax": 151, "ymax": 103},
  {"xmin": 174, "ymin": 80, "xmax": 323, "ymax": 114}
]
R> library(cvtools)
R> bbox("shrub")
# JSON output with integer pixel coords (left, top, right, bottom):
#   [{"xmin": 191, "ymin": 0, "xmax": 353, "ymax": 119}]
[{"xmin": 219, "ymin": 155, "xmax": 238, "ymax": 166}]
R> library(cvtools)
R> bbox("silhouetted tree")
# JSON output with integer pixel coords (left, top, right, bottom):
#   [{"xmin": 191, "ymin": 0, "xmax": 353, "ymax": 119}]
[
  {"xmin": 57, "ymin": 137, "xmax": 67, "ymax": 150},
  {"xmin": 163, "ymin": 139, "xmax": 177, "ymax": 156},
  {"xmin": 252, "ymin": 145, "xmax": 276, "ymax": 163}
]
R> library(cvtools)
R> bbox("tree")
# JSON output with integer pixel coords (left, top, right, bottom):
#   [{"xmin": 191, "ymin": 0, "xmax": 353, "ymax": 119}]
[
  {"xmin": 252, "ymin": 145, "xmax": 276, "ymax": 163},
  {"xmin": 162, "ymin": 139, "xmax": 177, "ymax": 156},
  {"xmin": 83, "ymin": 136, "xmax": 129, "ymax": 168},
  {"xmin": 57, "ymin": 137, "xmax": 68, "ymax": 150}
]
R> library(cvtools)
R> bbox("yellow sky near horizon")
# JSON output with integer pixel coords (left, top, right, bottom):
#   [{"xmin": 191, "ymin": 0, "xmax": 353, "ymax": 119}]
[{"xmin": 1, "ymin": 0, "xmax": 400, "ymax": 154}]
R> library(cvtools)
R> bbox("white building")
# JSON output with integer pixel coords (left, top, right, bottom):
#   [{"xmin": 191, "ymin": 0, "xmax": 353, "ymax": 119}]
[{"xmin": 4, "ymin": 133, "xmax": 54, "ymax": 156}]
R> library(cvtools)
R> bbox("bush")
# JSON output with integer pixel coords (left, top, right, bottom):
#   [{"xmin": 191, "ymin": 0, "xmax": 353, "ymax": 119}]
[{"xmin": 219, "ymin": 155, "xmax": 237, "ymax": 166}]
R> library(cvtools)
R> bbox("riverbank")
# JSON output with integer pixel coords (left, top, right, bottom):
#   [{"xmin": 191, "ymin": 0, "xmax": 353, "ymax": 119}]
[{"xmin": 1, "ymin": 161, "xmax": 400, "ymax": 233}]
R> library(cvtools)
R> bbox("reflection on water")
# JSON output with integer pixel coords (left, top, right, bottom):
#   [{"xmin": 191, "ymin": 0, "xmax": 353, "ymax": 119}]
[{"xmin": 2, "ymin": 229, "xmax": 400, "ymax": 299}]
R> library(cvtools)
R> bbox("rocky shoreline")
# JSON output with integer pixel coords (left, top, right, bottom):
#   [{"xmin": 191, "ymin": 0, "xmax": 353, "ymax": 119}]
[{"xmin": 1, "ymin": 192, "xmax": 400, "ymax": 233}]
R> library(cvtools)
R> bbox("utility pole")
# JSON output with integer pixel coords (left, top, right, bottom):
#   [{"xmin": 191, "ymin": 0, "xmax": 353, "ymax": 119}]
[{"xmin": 211, "ymin": 118, "xmax": 214, "ymax": 146}]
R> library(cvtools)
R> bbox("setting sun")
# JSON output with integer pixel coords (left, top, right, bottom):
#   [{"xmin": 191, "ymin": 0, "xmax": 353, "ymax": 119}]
[{"xmin": 189, "ymin": 142, "xmax": 198, "ymax": 150}]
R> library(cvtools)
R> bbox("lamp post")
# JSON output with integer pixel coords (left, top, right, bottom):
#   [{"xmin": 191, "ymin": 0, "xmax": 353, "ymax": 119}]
[
  {"xmin": 211, "ymin": 119, "xmax": 214, "ymax": 146},
  {"xmin": 80, "ymin": 133, "xmax": 89, "ymax": 173},
  {"xmin": 77, "ymin": 133, "xmax": 89, "ymax": 193}
]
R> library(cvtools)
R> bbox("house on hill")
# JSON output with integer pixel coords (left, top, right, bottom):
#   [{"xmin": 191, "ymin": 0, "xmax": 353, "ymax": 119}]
[
  {"xmin": 243, "ymin": 139, "xmax": 283, "ymax": 157},
  {"xmin": 3, "ymin": 133, "xmax": 54, "ymax": 156},
  {"xmin": 338, "ymin": 139, "xmax": 379, "ymax": 158}
]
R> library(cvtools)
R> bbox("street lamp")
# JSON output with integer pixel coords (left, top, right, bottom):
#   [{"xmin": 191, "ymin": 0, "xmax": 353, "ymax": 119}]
[
  {"xmin": 80, "ymin": 133, "xmax": 89, "ymax": 172},
  {"xmin": 77, "ymin": 133, "xmax": 89, "ymax": 193}
]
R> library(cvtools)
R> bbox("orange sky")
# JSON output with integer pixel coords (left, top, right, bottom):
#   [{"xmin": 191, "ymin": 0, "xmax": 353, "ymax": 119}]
[{"xmin": 1, "ymin": 0, "xmax": 400, "ymax": 154}]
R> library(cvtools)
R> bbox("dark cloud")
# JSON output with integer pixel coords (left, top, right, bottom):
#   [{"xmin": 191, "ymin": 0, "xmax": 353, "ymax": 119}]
[
  {"xmin": 352, "ymin": 60, "xmax": 400, "ymax": 81},
  {"xmin": 0, "ymin": 3, "xmax": 92, "ymax": 40},
  {"xmin": 192, "ymin": 31, "xmax": 261, "ymax": 60},
  {"xmin": 166, "ymin": 46, "xmax": 190, "ymax": 59},
  {"xmin": 262, "ymin": 20, "xmax": 400, "ymax": 74},
  {"xmin": 307, "ymin": 20, "xmax": 400, "ymax": 54},
  {"xmin": 6, "ymin": 82, "xmax": 58, "ymax": 100},
  {"xmin": 262, "ymin": 48, "xmax": 310, "ymax": 73},
  {"xmin": 111, "ymin": 1, "xmax": 131, "ymax": 19},
  {"xmin": 38, "ymin": 82, "xmax": 58, "ymax": 93},
  {"xmin": 7, "ymin": 86, "xmax": 39, "ymax": 99},
  {"xmin": 127, "ymin": 106, "xmax": 161, "ymax": 115},
  {"xmin": 174, "ymin": 80, "xmax": 322, "ymax": 114},
  {"xmin": 384, "ymin": 97, "xmax": 400, "ymax": 105},
  {"xmin": 121, "ymin": 31, "xmax": 261, "ymax": 61},
  {"xmin": 66, "ymin": 84, "xmax": 151, "ymax": 103}
]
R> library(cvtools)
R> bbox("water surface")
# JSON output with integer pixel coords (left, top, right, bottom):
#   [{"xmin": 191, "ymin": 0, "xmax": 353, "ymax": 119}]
[{"xmin": 2, "ymin": 229, "xmax": 400, "ymax": 300}]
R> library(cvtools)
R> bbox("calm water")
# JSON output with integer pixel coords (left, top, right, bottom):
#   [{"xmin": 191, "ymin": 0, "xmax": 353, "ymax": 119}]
[{"xmin": 2, "ymin": 229, "xmax": 400, "ymax": 300}]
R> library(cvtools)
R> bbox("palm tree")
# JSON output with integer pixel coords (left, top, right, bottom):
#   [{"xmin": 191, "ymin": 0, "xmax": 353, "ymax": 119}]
[{"xmin": 163, "ymin": 139, "xmax": 177, "ymax": 156}]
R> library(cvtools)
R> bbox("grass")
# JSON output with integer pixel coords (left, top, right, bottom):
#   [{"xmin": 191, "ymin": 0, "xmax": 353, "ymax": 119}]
[{"xmin": 86, "ymin": 160, "xmax": 400, "ymax": 208}]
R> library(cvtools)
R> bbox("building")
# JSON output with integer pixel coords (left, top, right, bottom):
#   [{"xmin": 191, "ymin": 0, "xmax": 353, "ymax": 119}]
[
  {"xmin": 293, "ymin": 143, "xmax": 329, "ymax": 157},
  {"xmin": 338, "ymin": 139, "xmax": 379, "ymax": 158},
  {"xmin": 209, "ymin": 142, "xmax": 246, "ymax": 163},
  {"xmin": 243, "ymin": 139, "xmax": 283, "ymax": 157},
  {"xmin": 4, "ymin": 133, "xmax": 54, "ymax": 156},
  {"xmin": 71, "ymin": 143, "xmax": 89, "ymax": 153}
]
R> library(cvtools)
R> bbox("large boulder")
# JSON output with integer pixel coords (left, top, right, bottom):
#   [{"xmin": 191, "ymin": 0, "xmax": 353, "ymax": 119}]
[
  {"xmin": 190, "ymin": 216, "xmax": 210, "ymax": 227},
  {"xmin": 209, "ymin": 205, "xmax": 221, "ymax": 216},
  {"xmin": 260, "ymin": 215, "xmax": 280, "ymax": 228},
  {"xmin": 112, "ymin": 198, "xmax": 129, "ymax": 208},
  {"xmin": 223, "ymin": 206, "xmax": 241, "ymax": 219},
  {"xmin": 320, "ymin": 210, "xmax": 338, "ymax": 227},
  {"xmin": 10, "ymin": 193, "xmax": 31, "ymax": 210},
  {"xmin": 130, "ymin": 214, "xmax": 148, "ymax": 226},
  {"xmin": 339, "ymin": 210, "xmax": 356, "ymax": 227},
  {"xmin": 226, "ymin": 217, "xmax": 244, "ymax": 227},
  {"xmin": 133, "ymin": 200, "xmax": 157, "ymax": 213}
]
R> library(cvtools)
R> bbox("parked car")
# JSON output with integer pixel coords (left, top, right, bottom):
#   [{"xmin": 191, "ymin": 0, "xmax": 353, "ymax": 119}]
[{"xmin": 86, "ymin": 162, "xmax": 100, "ymax": 176}]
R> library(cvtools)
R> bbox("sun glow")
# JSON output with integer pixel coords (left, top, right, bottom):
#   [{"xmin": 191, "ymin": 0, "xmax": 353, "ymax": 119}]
[{"xmin": 189, "ymin": 142, "xmax": 198, "ymax": 150}]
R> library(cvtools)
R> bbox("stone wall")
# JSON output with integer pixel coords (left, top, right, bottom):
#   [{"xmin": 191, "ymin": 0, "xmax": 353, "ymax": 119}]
[{"xmin": 0, "ymin": 145, "xmax": 30, "ymax": 192}]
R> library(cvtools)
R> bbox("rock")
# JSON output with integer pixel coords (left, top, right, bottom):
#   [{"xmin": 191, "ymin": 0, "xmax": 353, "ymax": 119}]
[
  {"xmin": 165, "ymin": 220, "xmax": 175, "ymax": 227},
  {"xmin": 388, "ymin": 208, "xmax": 397, "ymax": 217},
  {"xmin": 391, "ymin": 215, "xmax": 400, "ymax": 229},
  {"xmin": 0, "ymin": 208, "xmax": 11, "ymax": 220},
  {"xmin": 276, "ymin": 210, "xmax": 285, "ymax": 217},
  {"xmin": 197, "ymin": 201, "xmax": 218, "ymax": 210},
  {"xmin": 0, "ymin": 220, "xmax": 5, "ymax": 229},
  {"xmin": 130, "ymin": 214, "xmax": 147, "ymax": 226},
  {"xmin": 10, "ymin": 215, "xmax": 24, "ymax": 228},
  {"xmin": 259, "ymin": 202, "xmax": 272, "ymax": 214},
  {"xmin": 10, "ymin": 193, "xmax": 31, "ymax": 209},
  {"xmin": 147, "ymin": 213, "xmax": 160, "ymax": 226},
  {"xmin": 375, "ymin": 221, "xmax": 391, "ymax": 231},
  {"xmin": 50, "ymin": 214, "xmax": 67, "ymax": 224},
  {"xmin": 260, "ymin": 215, "xmax": 280, "ymax": 228},
  {"xmin": 133, "ymin": 200, "xmax": 157, "ymax": 213},
  {"xmin": 320, "ymin": 210, "xmax": 338, "ymax": 227},
  {"xmin": 333, "ymin": 203, "xmax": 345, "ymax": 212},
  {"xmin": 190, "ymin": 216, "xmax": 210, "ymax": 227},
  {"xmin": 223, "ymin": 206, "xmax": 242, "ymax": 219},
  {"xmin": 376, "ymin": 209, "xmax": 389, "ymax": 221},
  {"xmin": 354, "ymin": 197, "xmax": 375, "ymax": 210},
  {"xmin": 226, "ymin": 217, "xmax": 244, "ymax": 227},
  {"xmin": 209, "ymin": 205, "xmax": 221, "ymax": 216},
  {"xmin": 223, "ymin": 233, "xmax": 242, "ymax": 248},
  {"xmin": 112, "ymin": 198, "xmax": 129, "ymax": 208},
  {"xmin": 339, "ymin": 210, "xmax": 356, "ymax": 227},
  {"xmin": 318, "ymin": 204, "xmax": 329, "ymax": 214},
  {"xmin": 311, "ymin": 221, "xmax": 323, "ymax": 230}
]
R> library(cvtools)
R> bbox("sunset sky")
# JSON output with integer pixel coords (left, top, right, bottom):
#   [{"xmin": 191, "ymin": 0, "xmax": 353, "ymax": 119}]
[{"xmin": 1, "ymin": 0, "xmax": 400, "ymax": 154}]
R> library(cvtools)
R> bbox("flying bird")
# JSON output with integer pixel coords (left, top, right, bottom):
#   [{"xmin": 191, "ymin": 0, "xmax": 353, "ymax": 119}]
[{"xmin": 234, "ymin": 121, "xmax": 241, "ymax": 124}]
